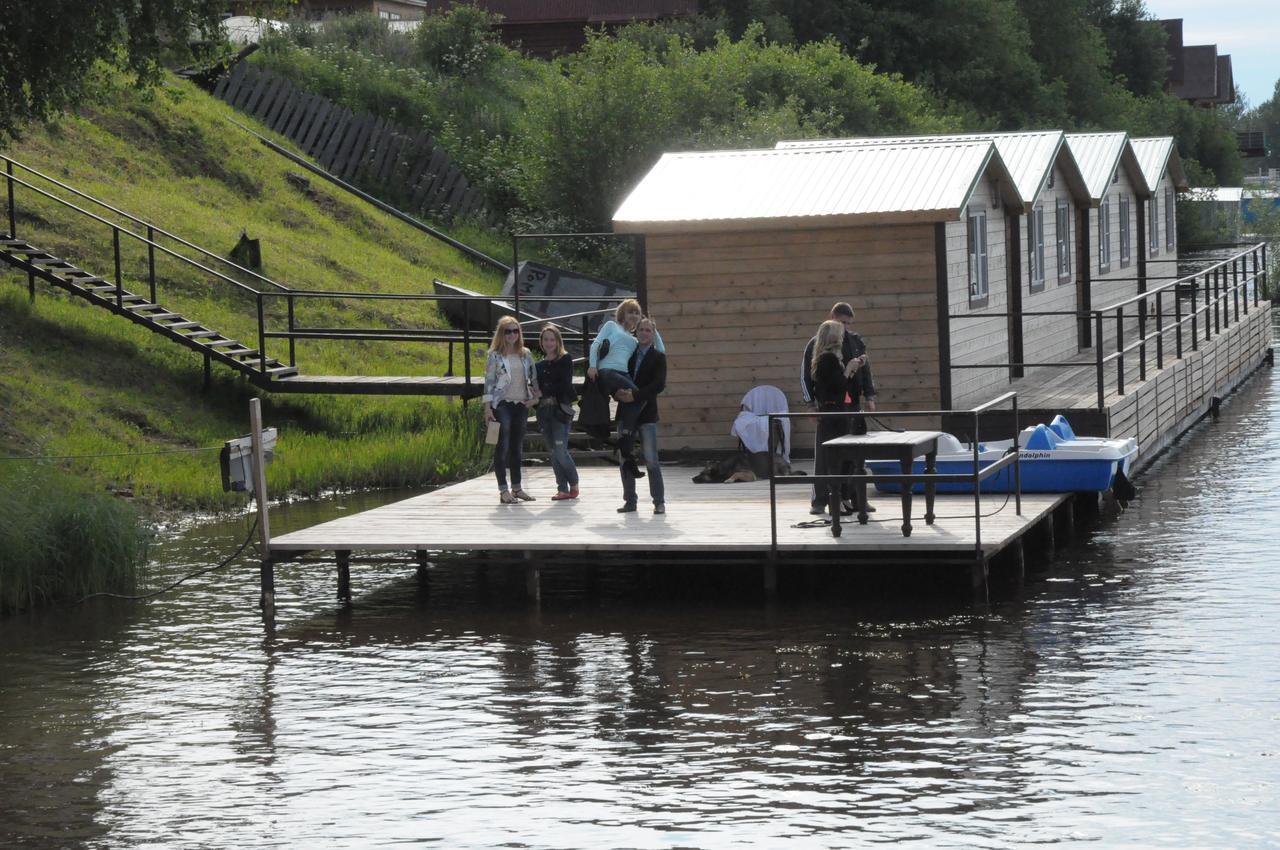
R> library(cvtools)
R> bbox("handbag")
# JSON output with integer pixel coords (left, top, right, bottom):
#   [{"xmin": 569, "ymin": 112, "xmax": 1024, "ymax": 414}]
[{"xmin": 484, "ymin": 420, "xmax": 500, "ymax": 445}]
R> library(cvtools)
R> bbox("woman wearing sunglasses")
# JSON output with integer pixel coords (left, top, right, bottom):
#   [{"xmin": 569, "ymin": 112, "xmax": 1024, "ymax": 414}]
[{"xmin": 483, "ymin": 316, "xmax": 539, "ymax": 504}]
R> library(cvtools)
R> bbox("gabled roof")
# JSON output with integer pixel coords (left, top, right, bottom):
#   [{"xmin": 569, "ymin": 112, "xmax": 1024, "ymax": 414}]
[
  {"xmin": 777, "ymin": 131, "xmax": 1089, "ymax": 213},
  {"xmin": 1128, "ymin": 137, "xmax": 1190, "ymax": 193},
  {"xmin": 1063, "ymin": 132, "xmax": 1147, "ymax": 204},
  {"xmin": 612, "ymin": 141, "xmax": 1022, "ymax": 233}
]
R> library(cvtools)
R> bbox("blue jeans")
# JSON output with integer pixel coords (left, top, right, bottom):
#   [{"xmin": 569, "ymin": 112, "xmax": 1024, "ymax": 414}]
[
  {"xmin": 536, "ymin": 404, "xmax": 579, "ymax": 492},
  {"xmin": 620, "ymin": 422, "xmax": 664, "ymax": 506},
  {"xmin": 598, "ymin": 368, "xmax": 647, "ymax": 435},
  {"xmin": 493, "ymin": 401, "xmax": 527, "ymax": 492}
]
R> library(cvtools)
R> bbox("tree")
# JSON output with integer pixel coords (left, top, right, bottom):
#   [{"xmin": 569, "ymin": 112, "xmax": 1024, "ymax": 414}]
[{"xmin": 0, "ymin": 0, "xmax": 232, "ymax": 141}]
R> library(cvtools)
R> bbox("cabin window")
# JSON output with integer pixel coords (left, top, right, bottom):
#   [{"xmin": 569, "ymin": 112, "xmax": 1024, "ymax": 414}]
[
  {"xmin": 1056, "ymin": 200, "xmax": 1072, "ymax": 280},
  {"xmin": 1029, "ymin": 205, "xmax": 1046, "ymax": 293},
  {"xmin": 1149, "ymin": 195, "xmax": 1160, "ymax": 255},
  {"xmin": 967, "ymin": 208, "xmax": 989, "ymax": 306},
  {"xmin": 1119, "ymin": 193, "xmax": 1131, "ymax": 268},
  {"xmin": 378, "ymin": 10, "xmax": 403, "ymax": 20},
  {"xmin": 1165, "ymin": 188, "xmax": 1176, "ymax": 250},
  {"xmin": 1098, "ymin": 199, "xmax": 1112, "ymax": 273}
]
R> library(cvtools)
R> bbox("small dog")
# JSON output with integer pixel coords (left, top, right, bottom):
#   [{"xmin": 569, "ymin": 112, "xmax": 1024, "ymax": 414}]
[{"xmin": 692, "ymin": 452, "xmax": 799, "ymax": 483}]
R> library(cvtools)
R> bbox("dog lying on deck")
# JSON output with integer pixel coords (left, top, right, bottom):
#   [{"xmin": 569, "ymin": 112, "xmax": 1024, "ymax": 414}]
[{"xmin": 692, "ymin": 452, "xmax": 800, "ymax": 483}]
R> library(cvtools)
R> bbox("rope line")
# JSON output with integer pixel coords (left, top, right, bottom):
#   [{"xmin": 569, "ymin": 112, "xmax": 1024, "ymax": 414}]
[{"xmin": 74, "ymin": 515, "xmax": 259, "ymax": 604}]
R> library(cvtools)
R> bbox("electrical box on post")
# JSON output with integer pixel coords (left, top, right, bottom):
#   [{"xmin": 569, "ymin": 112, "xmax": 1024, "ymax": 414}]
[{"xmin": 220, "ymin": 428, "xmax": 277, "ymax": 494}]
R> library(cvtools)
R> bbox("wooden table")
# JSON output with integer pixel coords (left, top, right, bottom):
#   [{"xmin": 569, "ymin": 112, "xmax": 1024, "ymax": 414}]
[{"xmin": 822, "ymin": 431, "xmax": 944, "ymax": 538}]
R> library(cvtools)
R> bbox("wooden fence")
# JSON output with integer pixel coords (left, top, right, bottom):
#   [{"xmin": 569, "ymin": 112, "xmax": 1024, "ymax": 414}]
[{"xmin": 212, "ymin": 62, "xmax": 491, "ymax": 225}]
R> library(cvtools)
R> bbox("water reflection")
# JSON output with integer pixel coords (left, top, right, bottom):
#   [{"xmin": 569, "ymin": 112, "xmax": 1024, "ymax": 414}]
[{"xmin": 2, "ymin": 362, "xmax": 1278, "ymax": 847}]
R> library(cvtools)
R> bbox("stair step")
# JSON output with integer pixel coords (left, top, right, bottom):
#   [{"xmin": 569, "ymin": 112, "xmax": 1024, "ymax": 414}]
[
  {"xmin": 226, "ymin": 349, "xmax": 259, "ymax": 359},
  {"xmin": 125, "ymin": 302, "xmax": 162, "ymax": 311},
  {"xmin": 32, "ymin": 258, "xmax": 73, "ymax": 268},
  {"xmin": 205, "ymin": 339, "xmax": 243, "ymax": 348},
  {"xmin": 184, "ymin": 330, "xmax": 220, "ymax": 339},
  {"xmin": 163, "ymin": 321, "xmax": 200, "ymax": 329},
  {"xmin": 265, "ymin": 366, "xmax": 299, "ymax": 376}
]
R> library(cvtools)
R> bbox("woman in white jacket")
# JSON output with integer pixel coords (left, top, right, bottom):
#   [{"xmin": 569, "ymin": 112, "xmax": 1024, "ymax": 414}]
[{"xmin": 483, "ymin": 316, "xmax": 538, "ymax": 503}]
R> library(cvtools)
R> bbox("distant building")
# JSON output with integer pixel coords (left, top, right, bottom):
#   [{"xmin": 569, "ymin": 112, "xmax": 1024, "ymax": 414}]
[
  {"xmin": 230, "ymin": 1, "xmax": 430, "ymax": 21},
  {"xmin": 419, "ymin": 1, "xmax": 699, "ymax": 57},
  {"xmin": 1160, "ymin": 19, "xmax": 1234, "ymax": 106}
]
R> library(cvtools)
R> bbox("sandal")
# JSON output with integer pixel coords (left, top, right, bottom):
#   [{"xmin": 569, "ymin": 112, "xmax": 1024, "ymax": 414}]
[
  {"xmin": 513, "ymin": 489, "xmax": 536, "ymax": 502},
  {"xmin": 500, "ymin": 491, "xmax": 516, "ymax": 504}
]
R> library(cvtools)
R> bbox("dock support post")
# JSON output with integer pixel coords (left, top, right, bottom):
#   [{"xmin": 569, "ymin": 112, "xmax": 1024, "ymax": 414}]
[
  {"xmin": 763, "ymin": 559, "xmax": 778, "ymax": 599},
  {"xmin": 249, "ymin": 398, "xmax": 274, "ymax": 613},
  {"xmin": 415, "ymin": 549, "xmax": 430, "ymax": 592},
  {"xmin": 524, "ymin": 551, "xmax": 541, "ymax": 604},
  {"xmin": 1005, "ymin": 538, "xmax": 1025, "ymax": 584},
  {"xmin": 1055, "ymin": 500, "xmax": 1075, "ymax": 545},
  {"xmin": 336, "ymin": 550, "xmax": 351, "ymax": 603},
  {"xmin": 970, "ymin": 555, "xmax": 989, "ymax": 603}
]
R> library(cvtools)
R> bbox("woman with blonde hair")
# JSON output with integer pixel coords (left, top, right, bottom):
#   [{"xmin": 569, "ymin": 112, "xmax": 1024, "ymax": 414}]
[
  {"xmin": 483, "ymin": 315, "xmax": 538, "ymax": 504},
  {"xmin": 534, "ymin": 322, "xmax": 580, "ymax": 500},
  {"xmin": 809, "ymin": 319, "xmax": 858, "ymax": 515}
]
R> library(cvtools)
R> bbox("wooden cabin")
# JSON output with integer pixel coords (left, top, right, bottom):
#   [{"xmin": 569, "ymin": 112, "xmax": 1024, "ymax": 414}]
[
  {"xmin": 611, "ymin": 140, "xmax": 1023, "ymax": 452},
  {"xmin": 1129, "ymin": 136, "xmax": 1190, "ymax": 285}
]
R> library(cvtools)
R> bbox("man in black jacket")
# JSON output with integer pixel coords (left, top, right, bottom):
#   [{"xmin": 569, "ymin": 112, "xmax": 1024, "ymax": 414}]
[
  {"xmin": 799, "ymin": 302, "xmax": 877, "ymax": 515},
  {"xmin": 616, "ymin": 318, "xmax": 666, "ymax": 514}
]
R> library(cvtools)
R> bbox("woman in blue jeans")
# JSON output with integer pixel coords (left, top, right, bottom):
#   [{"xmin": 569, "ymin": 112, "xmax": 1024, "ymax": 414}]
[
  {"xmin": 483, "ymin": 316, "xmax": 538, "ymax": 504},
  {"xmin": 535, "ymin": 323, "xmax": 580, "ymax": 500}
]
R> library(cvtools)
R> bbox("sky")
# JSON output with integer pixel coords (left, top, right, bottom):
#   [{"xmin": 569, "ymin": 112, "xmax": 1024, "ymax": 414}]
[{"xmin": 1143, "ymin": 0, "xmax": 1278, "ymax": 108}]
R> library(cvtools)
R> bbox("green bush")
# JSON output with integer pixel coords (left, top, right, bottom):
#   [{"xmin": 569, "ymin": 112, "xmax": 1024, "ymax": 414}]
[{"xmin": 0, "ymin": 465, "xmax": 149, "ymax": 612}]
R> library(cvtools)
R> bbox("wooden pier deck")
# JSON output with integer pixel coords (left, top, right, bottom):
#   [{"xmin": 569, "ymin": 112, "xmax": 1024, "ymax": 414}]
[{"xmin": 269, "ymin": 464, "xmax": 1067, "ymax": 564}]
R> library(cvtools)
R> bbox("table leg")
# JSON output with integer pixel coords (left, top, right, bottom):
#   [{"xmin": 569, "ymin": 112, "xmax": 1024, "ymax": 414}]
[
  {"xmin": 924, "ymin": 449, "xmax": 937, "ymax": 525},
  {"xmin": 899, "ymin": 452, "xmax": 913, "ymax": 537}
]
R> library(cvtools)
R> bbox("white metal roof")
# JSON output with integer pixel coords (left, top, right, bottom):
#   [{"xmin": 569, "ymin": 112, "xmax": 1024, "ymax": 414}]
[
  {"xmin": 1063, "ymin": 132, "xmax": 1139, "ymax": 202},
  {"xmin": 612, "ymin": 141, "xmax": 1019, "ymax": 233},
  {"xmin": 1186, "ymin": 187, "xmax": 1244, "ymax": 202},
  {"xmin": 1128, "ymin": 137, "xmax": 1190, "ymax": 193},
  {"xmin": 777, "ymin": 131, "xmax": 1081, "ymax": 211}
]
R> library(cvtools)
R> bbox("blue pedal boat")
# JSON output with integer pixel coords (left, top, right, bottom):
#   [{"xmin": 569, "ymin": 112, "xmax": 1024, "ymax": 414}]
[{"xmin": 866, "ymin": 416, "xmax": 1138, "ymax": 494}]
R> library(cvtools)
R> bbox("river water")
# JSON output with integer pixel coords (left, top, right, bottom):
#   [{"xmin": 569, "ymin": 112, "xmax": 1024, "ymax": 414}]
[{"xmin": 3, "ymin": 363, "xmax": 1279, "ymax": 848}]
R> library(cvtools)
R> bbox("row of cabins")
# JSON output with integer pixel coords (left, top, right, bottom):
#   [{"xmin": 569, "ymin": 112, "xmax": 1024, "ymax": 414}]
[{"xmin": 611, "ymin": 131, "xmax": 1192, "ymax": 452}]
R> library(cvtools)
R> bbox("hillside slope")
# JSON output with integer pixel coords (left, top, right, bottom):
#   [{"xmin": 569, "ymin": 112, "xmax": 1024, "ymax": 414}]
[{"xmin": 0, "ymin": 75, "xmax": 503, "ymax": 508}]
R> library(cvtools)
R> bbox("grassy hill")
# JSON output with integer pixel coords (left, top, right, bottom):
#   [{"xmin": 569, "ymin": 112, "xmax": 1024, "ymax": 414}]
[{"xmin": 0, "ymin": 74, "xmax": 507, "ymax": 509}]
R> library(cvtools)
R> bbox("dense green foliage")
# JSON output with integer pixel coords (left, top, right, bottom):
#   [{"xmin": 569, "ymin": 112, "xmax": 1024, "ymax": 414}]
[
  {"xmin": 0, "ymin": 464, "xmax": 149, "ymax": 612},
  {"xmin": 0, "ymin": 0, "xmax": 233, "ymax": 141},
  {"xmin": 253, "ymin": 2, "xmax": 1245, "ymax": 237}
]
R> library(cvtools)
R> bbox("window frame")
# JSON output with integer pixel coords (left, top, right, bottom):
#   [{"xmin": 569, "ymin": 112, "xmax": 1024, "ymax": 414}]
[
  {"xmin": 1028, "ymin": 205, "xmax": 1046, "ymax": 293},
  {"xmin": 1119, "ymin": 193, "xmax": 1131, "ymax": 268},
  {"xmin": 1056, "ymin": 200, "xmax": 1072, "ymax": 281},
  {"xmin": 1149, "ymin": 194, "xmax": 1160, "ymax": 255},
  {"xmin": 967, "ymin": 207, "xmax": 990, "ymax": 308},
  {"xmin": 1165, "ymin": 188, "xmax": 1176, "ymax": 250},
  {"xmin": 1098, "ymin": 198, "xmax": 1112, "ymax": 273}
]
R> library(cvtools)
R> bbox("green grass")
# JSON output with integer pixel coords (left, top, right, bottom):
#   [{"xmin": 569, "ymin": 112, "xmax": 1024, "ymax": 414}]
[{"xmin": 0, "ymin": 73, "xmax": 499, "ymax": 510}]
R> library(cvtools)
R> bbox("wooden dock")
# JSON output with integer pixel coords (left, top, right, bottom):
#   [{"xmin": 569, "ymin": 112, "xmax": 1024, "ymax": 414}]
[{"xmin": 265, "ymin": 463, "xmax": 1070, "ymax": 605}]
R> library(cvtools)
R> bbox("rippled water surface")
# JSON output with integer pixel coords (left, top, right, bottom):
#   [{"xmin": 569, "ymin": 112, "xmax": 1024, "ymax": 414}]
[{"xmin": 3, "ymin": 368, "xmax": 1279, "ymax": 848}]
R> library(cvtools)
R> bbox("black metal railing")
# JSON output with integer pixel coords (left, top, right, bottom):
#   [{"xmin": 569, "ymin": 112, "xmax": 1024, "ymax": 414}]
[
  {"xmin": 949, "ymin": 242, "xmax": 1269, "ymax": 410},
  {"xmin": 2, "ymin": 154, "xmax": 626, "ymax": 387},
  {"xmin": 766, "ymin": 392, "xmax": 1022, "ymax": 565}
]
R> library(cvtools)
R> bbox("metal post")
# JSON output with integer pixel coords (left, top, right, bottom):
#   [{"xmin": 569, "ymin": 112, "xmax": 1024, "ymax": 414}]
[
  {"xmin": 256, "ymin": 293, "xmax": 267, "ymax": 373},
  {"xmin": 1174, "ymin": 284, "xmax": 1183, "ymax": 359},
  {"xmin": 112, "ymin": 226, "xmax": 123, "ymax": 309},
  {"xmin": 1155, "ymin": 289, "xmax": 1164, "ymax": 368},
  {"xmin": 1095, "ymin": 312, "xmax": 1105, "ymax": 409},
  {"xmin": 203, "ymin": 352, "xmax": 211, "ymax": 392},
  {"xmin": 146, "ymin": 225, "xmax": 156, "ymax": 306},
  {"xmin": 1232, "ymin": 257, "xmax": 1240, "ymax": 322},
  {"xmin": 511, "ymin": 235, "xmax": 521, "ymax": 319},
  {"xmin": 1012, "ymin": 395, "xmax": 1021, "ymax": 516},
  {"xmin": 287, "ymin": 293, "xmax": 296, "ymax": 367},
  {"xmin": 1115, "ymin": 307, "xmax": 1125, "ymax": 395},
  {"xmin": 1212, "ymin": 265, "xmax": 1221, "ymax": 335},
  {"xmin": 6, "ymin": 160, "xmax": 15, "ymax": 238},
  {"xmin": 336, "ymin": 550, "xmax": 351, "ymax": 603},
  {"xmin": 1190, "ymin": 274, "xmax": 1199, "ymax": 352},
  {"xmin": 462, "ymin": 298, "xmax": 472, "ymax": 388},
  {"xmin": 972, "ymin": 410, "xmax": 983, "ymax": 570},
  {"xmin": 768, "ymin": 415, "xmax": 778, "ymax": 555},
  {"xmin": 250, "ymin": 398, "xmax": 274, "ymax": 612}
]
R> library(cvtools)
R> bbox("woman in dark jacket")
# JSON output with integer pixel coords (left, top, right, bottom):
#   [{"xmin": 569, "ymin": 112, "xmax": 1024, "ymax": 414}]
[
  {"xmin": 535, "ymin": 323, "xmax": 580, "ymax": 500},
  {"xmin": 810, "ymin": 319, "xmax": 864, "ymax": 516}
]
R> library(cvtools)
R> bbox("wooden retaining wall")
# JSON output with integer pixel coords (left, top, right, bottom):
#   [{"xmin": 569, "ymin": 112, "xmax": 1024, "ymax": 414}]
[{"xmin": 212, "ymin": 62, "xmax": 490, "ymax": 225}]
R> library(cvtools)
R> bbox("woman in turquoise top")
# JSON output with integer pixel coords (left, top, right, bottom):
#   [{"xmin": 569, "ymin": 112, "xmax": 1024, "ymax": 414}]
[{"xmin": 587, "ymin": 299, "xmax": 665, "ymax": 475}]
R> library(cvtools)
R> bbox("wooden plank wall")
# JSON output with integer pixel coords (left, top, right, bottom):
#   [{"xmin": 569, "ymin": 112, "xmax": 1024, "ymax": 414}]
[
  {"xmin": 1020, "ymin": 159, "xmax": 1086, "ymax": 372},
  {"xmin": 948, "ymin": 176, "xmax": 1011, "ymax": 405},
  {"xmin": 643, "ymin": 224, "xmax": 942, "ymax": 452},
  {"xmin": 213, "ymin": 63, "xmax": 490, "ymax": 225}
]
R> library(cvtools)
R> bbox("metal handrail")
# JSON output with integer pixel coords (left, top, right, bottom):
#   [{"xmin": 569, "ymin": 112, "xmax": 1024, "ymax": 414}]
[
  {"xmin": 765, "ymin": 392, "xmax": 1021, "ymax": 572},
  {"xmin": 1, "ymin": 154, "xmax": 291, "ymax": 292}
]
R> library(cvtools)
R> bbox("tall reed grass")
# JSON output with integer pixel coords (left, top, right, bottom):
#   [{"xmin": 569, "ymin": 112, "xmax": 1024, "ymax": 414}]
[{"xmin": 0, "ymin": 465, "xmax": 149, "ymax": 612}]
